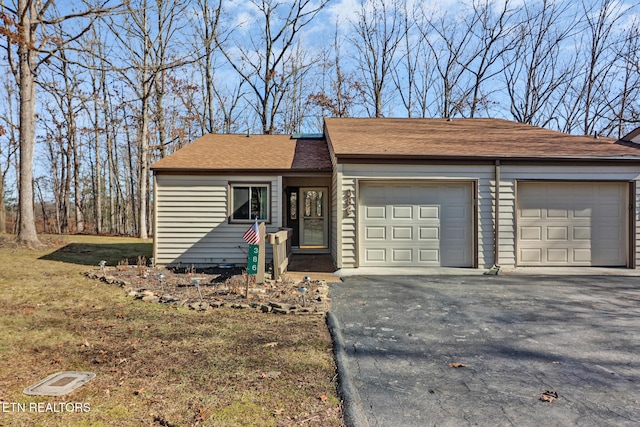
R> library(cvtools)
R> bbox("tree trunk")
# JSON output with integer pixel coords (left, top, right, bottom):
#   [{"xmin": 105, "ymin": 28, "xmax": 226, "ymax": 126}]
[
  {"xmin": 17, "ymin": 0, "xmax": 41, "ymax": 247},
  {"xmin": 93, "ymin": 111, "xmax": 103, "ymax": 234},
  {"xmin": 0, "ymin": 174, "xmax": 6, "ymax": 234}
]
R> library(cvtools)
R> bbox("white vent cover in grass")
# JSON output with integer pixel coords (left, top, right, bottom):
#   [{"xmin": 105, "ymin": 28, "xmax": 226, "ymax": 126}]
[{"xmin": 23, "ymin": 371, "xmax": 95, "ymax": 396}]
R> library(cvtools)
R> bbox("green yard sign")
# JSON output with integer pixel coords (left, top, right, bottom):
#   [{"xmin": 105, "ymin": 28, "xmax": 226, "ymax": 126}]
[{"xmin": 247, "ymin": 244, "xmax": 259, "ymax": 275}]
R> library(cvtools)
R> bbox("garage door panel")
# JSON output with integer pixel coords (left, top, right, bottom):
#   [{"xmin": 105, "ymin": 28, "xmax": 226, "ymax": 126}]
[
  {"xmin": 521, "ymin": 248, "xmax": 542, "ymax": 263},
  {"xmin": 521, "ymin": 208, "xmax": 542, "ymax": 218},
  {"xmin": 573, "ymin": 207, "xmax": 591, "ymax": 218},
  {"xmin": 547, "ymin": 226, "xmax": 568, "ymax": 240},
  {"xmin": 393, "ymin": 206, "xmax": 412, "ymax": 219},
  {"xmin": 419, "ymin": 227, "xmax": 439, "ymax": 240},
  {"xmin": 521, "ymin": 226, "xmax": 542, "ymax": 240},
  {"xmin": 517, "ymin": 182, "xmax": 627, "ymax": 266},
  {"xmin": 574, "ymin": 249, "xmax": 591, "ymax": 262},
  {"xmin": 444, "ymin": 249, "xmax": 469, "ymax": 265},
  {"xmin": 392, "ymin": 227, "xmax": 412, "ymax": 240},
  {"xmin": 392, "ymin": 249, "xmax": 412, "ymax": 262},
  {"xmin": 444, "ymin": 205, "xmax": 467, "ymax": 219},
  {"xmin": 599, "ymin": 204, "xmax": 622, "ymax": 218},
  {"xmin": 365, "ymin": 248, "xmax": 386, "ymax": 262},
  {"xmin": 419, "ymin": 249, "xmax": 439, "ymax": 262},
  {"xmin": 445, "ymin": 226, "xmax": 467, "ymax": 240},
  {"xmin": 547, "ymin": 248, "xmax": 569, "ymax": 263},
  {"xmin": 420, "ymin": 206, "xmax": 439, "ymax": 219},
  {"xmin": 359, "ymin": 182, "xmax": 473, "ymax": 267},
  {"xmin": 365, "ymin": 206, "xmax": 386, "ymax": 219},
  {"xmin": 573, "ymin": 227, "xmax": 590, "ymax": 240},
  {"xmin": 365, "ymin": 226, "xmax": 386, "ymax": 240},
  {"xmin": 547, "ymin": 208, "xmax": 569, "ymax": 218}
]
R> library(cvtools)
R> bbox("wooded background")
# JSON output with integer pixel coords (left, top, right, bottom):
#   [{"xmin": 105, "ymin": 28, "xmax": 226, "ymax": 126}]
[{"xmin": 1, "ymin": 0, "xmax": 639, "ymax": 244}]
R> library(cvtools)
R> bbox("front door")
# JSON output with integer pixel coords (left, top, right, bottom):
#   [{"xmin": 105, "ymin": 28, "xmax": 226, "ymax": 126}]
[{"xmin": 299, "ymin": 187, "xmax": 328, "ymax": 249}]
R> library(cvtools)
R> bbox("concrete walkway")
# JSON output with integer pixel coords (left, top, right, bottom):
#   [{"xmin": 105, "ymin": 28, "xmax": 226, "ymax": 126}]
[{"xmin": 328, "ymin": 275, "xmax": 640, "ymax": 426}]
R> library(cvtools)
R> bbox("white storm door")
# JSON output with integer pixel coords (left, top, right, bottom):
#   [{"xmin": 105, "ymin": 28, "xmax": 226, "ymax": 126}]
[{"xmin": 299, "ymin": 188, "xmax": 328, "ymax": 248}]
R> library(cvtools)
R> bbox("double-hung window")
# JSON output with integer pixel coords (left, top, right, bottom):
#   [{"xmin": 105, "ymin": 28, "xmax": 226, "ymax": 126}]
[{"xmin": 230, "ymin": 183, "xmax": 270, "ymax": 222}]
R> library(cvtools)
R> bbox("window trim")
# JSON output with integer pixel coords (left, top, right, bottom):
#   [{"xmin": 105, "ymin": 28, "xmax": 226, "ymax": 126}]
[{"xmin": 228, "ymin": 182, "xmax": 272, "ymax": 224}]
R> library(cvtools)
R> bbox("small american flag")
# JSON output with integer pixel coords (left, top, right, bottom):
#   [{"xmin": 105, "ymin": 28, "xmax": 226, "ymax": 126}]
[{"xmin": 242, "ymin": 220, "xmax": 260, "ymax": 244}]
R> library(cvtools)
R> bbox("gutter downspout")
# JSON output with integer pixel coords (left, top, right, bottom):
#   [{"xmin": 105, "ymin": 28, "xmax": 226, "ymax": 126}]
[{"xmin": 494, "ymin": 160, "xmax": 501, "ymax": 268}]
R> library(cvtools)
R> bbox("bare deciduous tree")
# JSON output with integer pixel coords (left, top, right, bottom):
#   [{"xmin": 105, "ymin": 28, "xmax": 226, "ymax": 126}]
[
  {"xmin": 1, "ymin": 0, "xmax": 121, "ymax": 246},
  {"xmin": 576, "ymin": 0, "xmax": 630, "ymax": 136},
  {"xmin": 219, "ymin": 0, "xmax": 329, "ymax": 134},
  {"xmin": 110, "ymin": 0, "xmax": 191, "ymax": 238},
  {"xmin": 502, "ymin": 0, "xmax": 576, "ymax": 127},
  {"xmin": 0, "ymin": 72, "xmax": 18, "ymax": 234},
  {"xmin": 460, "ymin": 0, "xmax": 519, "ymax": 118},
  {"xmin": 308, "ymin": 25, "xmax": 360, "ymax": 120},
  {"xmin": 419, "ymin": 6, "xmax": 478, "ymax": 118},
  {"xmin": 350, "ymin": 0, "xmax": 404, "ymax": 118}
]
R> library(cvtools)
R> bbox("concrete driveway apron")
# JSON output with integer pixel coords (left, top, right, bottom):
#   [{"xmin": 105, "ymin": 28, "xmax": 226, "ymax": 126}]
[{"xmin": 328, "ymin": 275, "xmax": 640, "ymax": 427}]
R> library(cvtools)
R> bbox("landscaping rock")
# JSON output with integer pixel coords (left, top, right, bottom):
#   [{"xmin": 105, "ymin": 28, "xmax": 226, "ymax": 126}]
[
  {"xmin": 269, "ymin": 302, "xmax": 291, "ymax": 311},
  {"xmin": 85, "ymin": 266, "xmax": 331, "ymax": 316},
  {"xmin": 188, "ymin": 302, "xmax": 210, "ymax": 311},
  {"xmin": 159, "ymin": 295, "xmax": 181, "ymax": 304},
  {"xmin": 231, "ymin": 303, "xmax": 251, "ymax": 310},
  {"xmin": 260, "ymin": 304, "xmax": 272, "ymax": 313}
]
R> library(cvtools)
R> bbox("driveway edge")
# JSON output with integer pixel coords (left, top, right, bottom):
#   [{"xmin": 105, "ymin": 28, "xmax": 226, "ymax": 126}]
[{"xmin": 326, "ymin": 312, "xmax": 370, "ymax": 427}]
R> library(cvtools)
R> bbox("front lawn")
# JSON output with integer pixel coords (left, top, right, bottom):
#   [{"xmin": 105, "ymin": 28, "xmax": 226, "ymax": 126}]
[{"xmin": 0, "ymin": 234, "xmax": 342, "ymax": 426}]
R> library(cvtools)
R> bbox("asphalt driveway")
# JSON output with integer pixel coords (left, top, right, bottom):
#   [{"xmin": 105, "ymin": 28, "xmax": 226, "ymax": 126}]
[{"xmin": 327, "ymin": 275, "xmax": 640, "ymax": 427}]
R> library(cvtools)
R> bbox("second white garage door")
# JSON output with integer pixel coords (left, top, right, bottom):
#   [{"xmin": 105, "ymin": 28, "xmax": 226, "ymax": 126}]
[
  {"xmin": 517, "ymin": 182, "xmax": 628, "ymax": 266},
  {"xmin": 359, "ymin": 182, "xmax": 473, "ymax": 267}
]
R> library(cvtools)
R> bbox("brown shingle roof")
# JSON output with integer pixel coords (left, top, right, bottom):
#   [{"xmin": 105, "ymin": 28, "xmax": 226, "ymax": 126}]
[
  {"xmin": 324, "ymin": 118, "xmax": 640, "ymax": 159},
  {"xmin": 151, "ymin": 134, "xmax": 332, "ymax": 172}
]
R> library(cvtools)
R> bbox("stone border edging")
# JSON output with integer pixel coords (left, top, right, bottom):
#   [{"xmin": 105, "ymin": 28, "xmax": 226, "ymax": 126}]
[{"xmin": 326, "ymin": 312, "xmax": 370, "ymax": 427}]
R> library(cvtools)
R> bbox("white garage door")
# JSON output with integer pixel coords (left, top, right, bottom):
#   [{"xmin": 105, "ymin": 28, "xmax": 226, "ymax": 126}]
[
  {"xmin": 359, "ymin": 182, "xmax": 473, "ymax": 267},
  {"xmin": 517, "ymin": 182, "xmax": 628, "ymax": 266}
]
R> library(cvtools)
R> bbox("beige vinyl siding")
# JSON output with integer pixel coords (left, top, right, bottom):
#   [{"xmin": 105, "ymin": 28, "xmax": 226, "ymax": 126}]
[
  {"xmin": 339, "ymin": 164, "xmax": 494, "ymax": 268},
  {"xmin": 340, "ymin": 176, "xmax": 357, "ymax": 267},
  {"xmin": 636, "ymin": 183, "xmax": 640, "ymax": 268},
  {"xmin": 155, "ymin": 174, "xmax": 281, "ymax": 266},
  {"xmin": 331, "ymin": 162, "xmax": 341, "ymax": 268},
  {"xmin": 497, "ymin": 179, "xmax": 516, "ymax": 267},
  {"xmin": 500, "ymin": 165, "xmax": 640, "ymax": 268}
]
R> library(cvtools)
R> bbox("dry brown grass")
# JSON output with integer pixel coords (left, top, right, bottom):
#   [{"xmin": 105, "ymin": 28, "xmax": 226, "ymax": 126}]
[{"xmin": 0, "ymin": 234, "xmax": 342, "ymax": 426}]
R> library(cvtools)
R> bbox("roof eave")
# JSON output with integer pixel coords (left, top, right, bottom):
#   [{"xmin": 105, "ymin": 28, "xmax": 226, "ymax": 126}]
[
  {"xmin": 151, "ymin": 167, "xmax": 332, "ymax": 175},
  {"xmin": 334, "ymin": 153, "xmax": 640, "ymax": 163}
]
